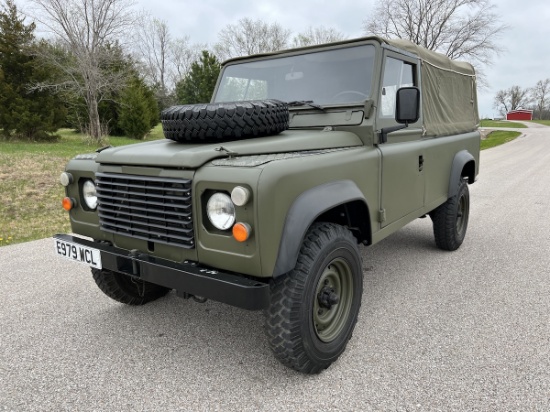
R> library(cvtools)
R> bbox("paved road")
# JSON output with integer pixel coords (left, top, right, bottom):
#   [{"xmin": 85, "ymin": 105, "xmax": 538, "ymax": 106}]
[{"xmin": 1, "ymin": 125, "xmax": 549, "ymax": 411}]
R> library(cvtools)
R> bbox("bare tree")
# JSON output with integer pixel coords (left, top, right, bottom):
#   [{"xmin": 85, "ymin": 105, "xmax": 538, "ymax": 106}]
[
  {"xmin": 135, "ymin": 16, "xmax": 170, "ymax": 96},
  {"xmin": 28, "ymin": 0, "xmax": 136, "ymax": 142},
  {"xmin": 169, "ymin": 37, "xmax": 205, "ymax": 88},
  {"xmin": 134, "ymin": 17, "xmax": 205, "ymax": 107},
  {"xmin": 531, "ymin": 79, "xmax": 550, "ymax": 120},
  {"xmin": 292, "ymin": 26, "xmax": 347, "ymax": 48},
  {"xmin": 363, "ymin": 0, "xmax": 507, "ymax": 82},
  {"xmin": 214, "ymin": 18, "xmax": 291, "ymax": 61},
  {"xmin": 493, "ymin": 86, "xmax": 530, "ymax": 116}
]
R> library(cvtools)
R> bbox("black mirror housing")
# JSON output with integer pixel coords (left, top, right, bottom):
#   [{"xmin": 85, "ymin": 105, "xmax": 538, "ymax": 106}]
[
  {"xmin": 378, "ymin": 86, "xmax": 421, "ymax": 144},
  {"xmin": 395, "ymin": 87, "xmax": 420, "ymax": 124}
]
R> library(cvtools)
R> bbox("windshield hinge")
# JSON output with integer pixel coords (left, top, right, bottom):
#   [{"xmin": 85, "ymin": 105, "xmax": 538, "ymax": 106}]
[
  {"xmin": 96, "ymin": 145, "xmax": 112, "ymax": 153},
  {"xmin": 345, "ymin": 110, "xmax": 353, "ymax": 121},
  {"xmin": 215, "ymin": 146, "xmax": 239, "ymax": 159}
]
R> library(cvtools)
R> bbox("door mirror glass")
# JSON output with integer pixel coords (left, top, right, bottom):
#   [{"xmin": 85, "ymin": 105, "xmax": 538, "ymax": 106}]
[{"xmin": 395, "ymin": 87, "xmax": 420, "ymax": 124}]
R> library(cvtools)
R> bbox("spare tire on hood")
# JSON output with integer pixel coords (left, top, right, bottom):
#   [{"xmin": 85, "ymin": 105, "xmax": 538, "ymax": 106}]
[{"xmin": 161, "ymin": 99, "xmax": 289, "ymax": 143}]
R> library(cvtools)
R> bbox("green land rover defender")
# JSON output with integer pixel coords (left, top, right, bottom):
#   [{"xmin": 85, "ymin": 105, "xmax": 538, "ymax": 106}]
[{"xmin": 54, "ymin": 36, "xmax": 480, "ymax": 374}]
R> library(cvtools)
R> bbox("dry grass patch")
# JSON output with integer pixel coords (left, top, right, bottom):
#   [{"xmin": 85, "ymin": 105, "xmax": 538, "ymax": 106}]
[
  {"xmin": 0, "ymin": 124, "xmax": 165, "ymax": 246},
  {"xmin": 0, "ymin": 153, "xmax": 70, "ymax": 245}
]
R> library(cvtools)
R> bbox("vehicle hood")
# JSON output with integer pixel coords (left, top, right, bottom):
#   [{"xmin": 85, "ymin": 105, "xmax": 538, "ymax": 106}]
[{"xmin": 95, "ymin": 130, "xmax": 363, "ymax": 169}]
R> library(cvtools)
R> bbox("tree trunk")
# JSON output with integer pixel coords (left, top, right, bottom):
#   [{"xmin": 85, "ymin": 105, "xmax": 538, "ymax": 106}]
[{"xmin": 87, "ymin": 88, "xmax": 102, "ymax": 143}]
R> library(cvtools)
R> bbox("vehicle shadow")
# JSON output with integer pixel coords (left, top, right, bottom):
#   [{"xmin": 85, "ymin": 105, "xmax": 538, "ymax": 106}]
[
  {"xmin": 87, "ymin": 289, "xmax": 285, "ymax": 376},
  {"xmin": 77, "ymin": 219, "xmax": 443, "ymax": 380}
]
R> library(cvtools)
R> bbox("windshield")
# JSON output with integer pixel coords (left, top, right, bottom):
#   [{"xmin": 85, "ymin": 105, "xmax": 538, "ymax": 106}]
[{"xmin": 213, "ymin": 45, "xmax": 375, "ymax": 106}]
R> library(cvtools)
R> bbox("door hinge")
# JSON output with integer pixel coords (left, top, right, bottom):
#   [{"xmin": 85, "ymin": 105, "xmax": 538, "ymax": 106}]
[{"xmin": 378, "ymin": 209, "xmax": 386, "ymax": 223}]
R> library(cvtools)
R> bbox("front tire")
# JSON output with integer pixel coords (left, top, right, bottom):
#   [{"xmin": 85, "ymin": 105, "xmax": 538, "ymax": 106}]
[
  {"xmin": 92, "ymin": 269, "xmax": 171, "ymax": 305},
  {"xmin": 265, "ymin": 223, "xmax": 363, "ymax": 374},
  {"xmin": 430, "ymin": 179, "xmax": 470, "ymax": 251}
]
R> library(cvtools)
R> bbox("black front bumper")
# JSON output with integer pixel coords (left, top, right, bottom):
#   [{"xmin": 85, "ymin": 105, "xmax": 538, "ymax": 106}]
[{"xmin": 54, "ymin": 234, "xmax": 270, "ymax": 310}]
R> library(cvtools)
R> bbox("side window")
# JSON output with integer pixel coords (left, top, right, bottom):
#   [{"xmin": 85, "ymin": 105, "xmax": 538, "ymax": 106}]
[{"xmin": 380, "ymin": 57, "xmax": 415, "ymax": 117}]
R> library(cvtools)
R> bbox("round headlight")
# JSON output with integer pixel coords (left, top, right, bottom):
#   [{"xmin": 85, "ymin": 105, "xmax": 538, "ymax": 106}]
[
  {"xmin": 231, "ymin": 186, "xmax": 250, "ymax": 206},
  {"xmin": 206, "ymin": 193, "xmax": 235, "ymax": 230},
  {"xmin": 82, "ymin": 180, "xmax": 98, "ymax": 210}
]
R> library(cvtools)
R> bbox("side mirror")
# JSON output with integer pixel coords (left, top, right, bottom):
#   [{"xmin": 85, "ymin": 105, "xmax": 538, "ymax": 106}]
[
  {"xmin": 378, "ymin": 86, "xmax": 420, "ymax": 144},
  {"xmin": 395, "ymin": 86, "xmax": 420, "ymax": 124}
]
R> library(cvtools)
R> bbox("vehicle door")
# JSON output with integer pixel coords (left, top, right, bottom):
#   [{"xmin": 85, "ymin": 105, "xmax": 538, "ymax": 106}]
[{"xmin": 377, "ymin": 51, "xmax": 425, "ymax": 227}]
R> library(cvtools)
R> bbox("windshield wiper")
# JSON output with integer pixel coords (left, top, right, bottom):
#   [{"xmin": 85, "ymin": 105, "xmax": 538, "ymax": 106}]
[{"xmin": 286, "ymin": 100, "xmax": 325, "ymax": 111}]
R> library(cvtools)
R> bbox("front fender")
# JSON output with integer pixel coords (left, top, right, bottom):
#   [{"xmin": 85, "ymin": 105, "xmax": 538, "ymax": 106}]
[{"xmin": 272, "ymin": 180, "xmax": 366, "ymax": 277}]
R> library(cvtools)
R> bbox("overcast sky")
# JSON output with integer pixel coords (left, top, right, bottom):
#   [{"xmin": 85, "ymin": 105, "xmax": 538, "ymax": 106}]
[
  {"xmin": 131, "ymin": 0, "xmax": 549, "ymax": 118},
  {"xmin": 18, "ymin": 0, "xmax": 549, "ymax": 118}
]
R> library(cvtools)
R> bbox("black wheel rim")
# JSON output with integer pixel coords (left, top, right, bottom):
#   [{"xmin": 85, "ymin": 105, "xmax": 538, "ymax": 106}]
[
  {"xmin": 313, "ymin": 257, "xmax": 353, "ymax": 343},
  {"xmin": 456, "ymin": 192, "xmax": 469, "ymax": 237}
]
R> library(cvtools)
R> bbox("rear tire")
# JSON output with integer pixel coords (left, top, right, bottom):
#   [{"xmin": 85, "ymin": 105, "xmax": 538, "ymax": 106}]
[
  {"xmin": 92, "ymin": 268, "xmax": 170, "ymax": 305},
  {"xmin": 430, "ymin": 179, "xmax": 470, "ymax": 251},
  {"xmin": 264, "ymin": 223, "xmax": 363, "ymax": 374}
]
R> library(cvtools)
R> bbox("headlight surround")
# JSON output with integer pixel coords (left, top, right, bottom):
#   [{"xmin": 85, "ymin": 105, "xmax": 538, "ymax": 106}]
[
  {"xmin": 82, "ymin": 180, "xmax": 98, "ymax": 210},
  {"xmin": 206, "ymin": 192, "xmax": 235, "ymax": 230},
  {"xmin": 59, "ymin": 172, "xmax": 73, "ymax": 187},
  {"xmin": 231, "ymin": 186, "xmax": 250, "ymax": 206}
]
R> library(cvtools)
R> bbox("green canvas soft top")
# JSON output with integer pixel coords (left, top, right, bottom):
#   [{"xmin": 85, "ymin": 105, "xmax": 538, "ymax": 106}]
[
  {"xmin": 383, "ymin": 37, "xmax": 480, "ymax": 137},
  {"xmin": 223, "ymin": 36, "xmax": 480, "ymax": 137}
]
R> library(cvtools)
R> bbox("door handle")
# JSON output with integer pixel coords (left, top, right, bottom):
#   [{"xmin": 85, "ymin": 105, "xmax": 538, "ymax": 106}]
[{"xmin": 419, "ymin": 155, "xmax": 424, "ymax": 171}]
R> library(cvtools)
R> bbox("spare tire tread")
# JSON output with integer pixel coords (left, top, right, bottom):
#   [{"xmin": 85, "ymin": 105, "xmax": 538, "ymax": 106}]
[{"xmin": 161, "ymin": 99, "xmax": 289, "ymax": 143}]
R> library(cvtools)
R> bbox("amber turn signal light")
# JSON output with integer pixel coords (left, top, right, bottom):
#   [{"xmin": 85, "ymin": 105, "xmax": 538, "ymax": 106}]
[
  {"xmin": 62, "ymin": 197, "xmax": 75, "ymax": 211},
  {"xmin": 232, "ymin": 222, "xmax": 251, "ymax": 242}
]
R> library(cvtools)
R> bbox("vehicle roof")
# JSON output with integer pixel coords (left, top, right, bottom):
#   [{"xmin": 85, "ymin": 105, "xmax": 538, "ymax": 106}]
[{"xmin": 222, "ymin": 36, "xmax": 475, "ymax": 77}]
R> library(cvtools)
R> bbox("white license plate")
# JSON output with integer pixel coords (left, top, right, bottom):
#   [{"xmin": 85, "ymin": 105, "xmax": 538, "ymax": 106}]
[{"xmin": 54, "ymin": 239, "xmax": 102, "ymax": 269}]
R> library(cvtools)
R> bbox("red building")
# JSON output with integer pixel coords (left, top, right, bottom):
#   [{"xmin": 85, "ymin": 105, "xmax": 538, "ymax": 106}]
[{"xmin": 506, "ymin": 109, "xmax": 533, "ymax": 121}]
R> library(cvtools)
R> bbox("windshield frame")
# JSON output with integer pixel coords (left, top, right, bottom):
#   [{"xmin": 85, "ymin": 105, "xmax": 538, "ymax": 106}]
[{"xmin": 212, "ymin": 42, "xmax": 377, "ymax": 107}]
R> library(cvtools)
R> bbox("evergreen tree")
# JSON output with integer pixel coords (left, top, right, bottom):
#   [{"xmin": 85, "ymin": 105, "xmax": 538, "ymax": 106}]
[
  {"xmin": 0, "ymin": 0, "xmax": 65, "ymax": 140},
  {"xmin": 175, "ymin": 50, "xmax": 220, "ymax": 104},
  {"xmin": 144, "ymin": 82, "xmax": 160, "ymax": 128},
  {"xmin": 118, "ymin": 76, "xmax": 158, "ymax": 139},
  {"xmin": 97, "ymin": 43, "xmax": 137, "ymax": 136}
]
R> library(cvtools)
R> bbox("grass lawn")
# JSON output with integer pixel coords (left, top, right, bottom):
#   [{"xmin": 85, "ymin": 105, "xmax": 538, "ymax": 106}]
[
  {"xmin": 529, "ymin": 120, "xmax": 550, "ymax": 126},
  {"xmin": 481, "ymin": 130, "xmax": 522, "ymax": 150},
  {"xmin": 480, "ymin": 119, "xmax": 527, "ymax": 128},
  {"xmin": 0, "ymin": 125, "xmax": 163, "ymax": 247}
]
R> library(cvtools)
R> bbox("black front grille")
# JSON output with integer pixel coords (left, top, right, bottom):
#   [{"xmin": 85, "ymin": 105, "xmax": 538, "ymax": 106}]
[{"xmin": 95, "ymin": 172, "xmax": 194, "ymax": 248}]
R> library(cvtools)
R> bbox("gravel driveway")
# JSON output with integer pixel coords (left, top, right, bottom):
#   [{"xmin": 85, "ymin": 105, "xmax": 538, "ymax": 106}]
[{"xmin": 1, "ymin": 124, "xmax": 549, "ymax": 411}]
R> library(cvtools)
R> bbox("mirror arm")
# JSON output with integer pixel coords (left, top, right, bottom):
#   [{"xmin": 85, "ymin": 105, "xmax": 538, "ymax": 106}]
[{"xmin": 378, "ymin": 122, "xmax": 408, "ymax": 144}]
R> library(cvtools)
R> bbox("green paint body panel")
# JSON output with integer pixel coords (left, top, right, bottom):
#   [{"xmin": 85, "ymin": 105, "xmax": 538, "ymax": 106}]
[
  {"xmin": 60, "ymin": 37, "xmax": 480, "ymax": 295},
  {"xmin": 95, "ymin": 129, "xmax": 363, "ymax": 169},
  {"xmin": 257, "ymin": 146, "xmax": 380, "ymax": 277}
]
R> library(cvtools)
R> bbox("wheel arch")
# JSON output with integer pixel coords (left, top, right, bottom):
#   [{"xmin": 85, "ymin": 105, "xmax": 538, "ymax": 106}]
[
  {"xmin": 272, "ymin": 180, "xmax": 370, "ymax": 278},
  {"xmin": 448, "ymin": 150, "xmax": 476, "ymax": 198}
]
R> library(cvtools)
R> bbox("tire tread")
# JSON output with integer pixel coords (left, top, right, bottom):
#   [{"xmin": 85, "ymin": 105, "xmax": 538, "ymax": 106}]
[
  {"xmin": 431, "ymin": 179, "xmax": 469, "ymax": 251},
  {"xmin": 161, "ymin": 100, "xmax": 289, "ymax": 143},
  {"xmin": 92, "ymin": 268, "xmax": 170, "ymax": 305},
  {"xmin": 264, "ymin": 223, "xmax": 362, "ymax": 374}
]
